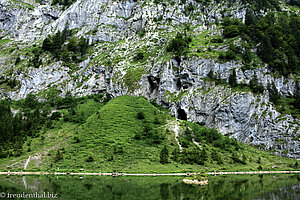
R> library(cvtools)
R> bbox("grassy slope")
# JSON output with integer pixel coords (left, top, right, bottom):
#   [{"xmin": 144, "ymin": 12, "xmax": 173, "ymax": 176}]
[{"xmin": 0, "ymin": 95, "xmax": 298, "ymax": 173}]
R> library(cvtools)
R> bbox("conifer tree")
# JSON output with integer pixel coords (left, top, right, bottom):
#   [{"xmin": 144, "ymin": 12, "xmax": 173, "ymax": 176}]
[{"xmin": 160, "ymin": 145, "xmax": 169, "ymax": 164}]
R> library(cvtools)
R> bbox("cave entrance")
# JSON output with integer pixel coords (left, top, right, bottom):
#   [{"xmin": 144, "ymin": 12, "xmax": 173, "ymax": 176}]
[
  {"xmin": 177, "ymin": 108, "xmax": 187, "ymax": 120},
  {"xmin": 147, "ymin": 76, "xmax": 160, "ymax": 94},
  {"xmin": 176, "ymin": 78, "xmax": 181, "ymax": 90}
]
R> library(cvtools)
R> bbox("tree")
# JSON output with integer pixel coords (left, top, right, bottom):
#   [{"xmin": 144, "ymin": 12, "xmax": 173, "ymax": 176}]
[
  {"xmin": 294, "ymin": 161, "xmax": 299, "ymax": 169},
  {"xmin": 200, "ymin": 148, "xmax": 207, "ymax": 161},
  {"xmin": 79, "ymin": 37, "xmax": 89, "ymax": 56},
  {"xmin": 223, "ymin": 25, "xmax": 240, "ymax": 38},
  {"xmin": 242, "ymin": 44, "xmax": 252, "ymax": 63},
  {"xmin": 288, "ymin": 0, "xmax": 300, "ymax": 6},
  {"xmin": 269, "ymin": 82, "xmax": 280, "ymax": 105},
  {"xmin": 293, "ymin": 81, "xmax": 300, "ymax": 110},
  {"xmin": 249, "ymin": 73, "xmax": 264, "ymax": 93},
  {"xmin": 207, "ymin": 69, "xmax": 214, "ymax": 79},
  {"xmin": 229, "ymin": 69, "xmax": 237, "ymax": 87},
  {"xmin": 172, "ymin": 147, "xmax": 179, "ymax": 162},
  {"xmin": 42, "ymin": 37, "xmax": 53, "ymax": 51},
  {"xmin": 160, "ymin": 145, "xmax": 169, "ymax": 164},
  {"xmin": 166, "ymin": 32, "xmax": 191, "ymax": 58},
  {"xmin": 245, "ymin": 9, "xmax": 256, "ymax": 26},
  {"xmin": 133, "ymin": 52, "xmax": 144, "ymax": 62},
  {"xmin": 54, "ymin": 150, "xmax": 63, "ymax": 163},
  {"xmin": 24, "ymin": 93, "xmax": 38, "ymax": 109}
]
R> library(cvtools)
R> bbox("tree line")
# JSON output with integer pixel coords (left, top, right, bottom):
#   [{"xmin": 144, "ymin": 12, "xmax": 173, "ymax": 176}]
[
  {"xmin": 221, "ymin": 11, "xmax": 300, "ymax": 76},
  {"xmin": 0, "ymin": 92, "xmax": 107, "ymax": 158}
]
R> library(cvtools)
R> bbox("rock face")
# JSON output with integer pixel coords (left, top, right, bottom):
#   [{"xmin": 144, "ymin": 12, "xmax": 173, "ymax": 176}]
[
  {"xmin": 0, "ymin": 0, "xmax": 299, "ymax": 158},
  {"xmin": 141, "ymin": 58, "xmax": 299, "ymax": 158}
]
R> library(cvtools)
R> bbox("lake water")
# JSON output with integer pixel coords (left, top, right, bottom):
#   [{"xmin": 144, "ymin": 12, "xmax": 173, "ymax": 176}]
[{"xmin": 0, "ymin": 174, "xmax": 299, "ymax": 199}]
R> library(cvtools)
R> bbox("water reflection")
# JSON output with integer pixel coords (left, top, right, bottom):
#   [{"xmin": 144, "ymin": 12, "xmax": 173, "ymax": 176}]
[{"xmin": 0, "ymin": 174, "xmax": 299, "ymax": 200}]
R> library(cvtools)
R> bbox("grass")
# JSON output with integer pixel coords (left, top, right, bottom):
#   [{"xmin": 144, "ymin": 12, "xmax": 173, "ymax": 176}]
[
  {"xmin": 274, "ymin": 97, "xmax": 300, "ymax": 119},
  {"xmin": 123, "ymin": 67, "xmax": 145, "ymax": 92},
  {"xmin": 11, "ymin": 0, "xmax": 34, "ymax": 9},
  {"xmin": 188, "ymin": 28, "xmax": 230, "ymax": 59},
  {"xmin": 0, "ymin": 95, "xmax": 298, "ymax": 173},
  {"xmin": 0, "ymin": 39, "xmax": 11, "ymax": 47}
]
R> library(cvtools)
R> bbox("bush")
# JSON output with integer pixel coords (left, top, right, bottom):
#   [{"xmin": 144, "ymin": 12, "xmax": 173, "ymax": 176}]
[
  {"xmin": 223, "ymin": 25, "xmax": 240, "ymax": 38},
  {"xmin": 288, "ymin": 0, "xmax": 300, "ymax": 6},
  {"xmin": 73, "ymin": 136, "xmax": 80, "ymax": 143},
  {"xmin": 50, "ymin": 112, "xmax": 61, "ymax": 120},
  {"xmin": 257, "ymin": 165, "xmax": 263, "ymax": 170},
  {"xmin": 54, "ymin": 150, "xmax": 63, "ymax": 163},
  {"xmin": 166, "ymin": 32, "xmax": 191, "ymax": 57},
  {"xmin": 160, "ymin": 145, "xmax": 169, "ymax": 164},
  {"xmin": 15, "ymin": 57, "xmax": 21, "ymax": 65},
  {"xmin": 231, "ymin": 152, "xmax": 246, "ymax": 164},
  {"xmin": 51, "ymin": 0, "xmax": 76, "ymax": 6},
  {"xmin": 137, "ymin": 29, "xmax": 146, "ymax": 37},
  {"xmin": 211, "ymin": 36, "xmax": 224, "ymax": 43},
  {"xmin": 229, "ymin": 69, "xmax": 238, "ymax": 87},
  {"xmin": 249, "ymin": 74, "xmax": 264, "ymax": 93},
  {"xmin": 137, "ymin": 111, "xmax": 145, "ymax": 119},
  {"xmin": 268, "ymin": 82, "xmax": 280, "ymax": 105},
  {"xmin": 86, "ymin": 156, "xmax": 94, "ymax": 162}
]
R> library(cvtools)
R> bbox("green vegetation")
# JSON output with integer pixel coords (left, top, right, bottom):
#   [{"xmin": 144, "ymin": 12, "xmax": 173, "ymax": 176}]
[
  {"xmin": 205, "ymin": 69, "xmax": 263, "ymax": 94},
  {"xmin": 221, "ymin": 12, "xmax": 300, "ymax": 76},
  {"xmin": 0, "ymin": 92, "xmax": 106, "ymax": 159},
  {"xmin": 42, "ymin": 28, "xmax": 89, "ymax": 65},
  {"xmin": 287, "ymin": 0, "xmax": 300, "ymax": 6},
  {"xmin": 0, "ymin": 95, "xmax": 298, "ymax": 173},
  {"xmin": 123, "ymin": 67, "xmax": 144, "ymax": 92},
  {"xmin": 166, "ymin": 32, "xmax": 191, "ymax": 59},
  {"xmin": 0, "ymin": 39, "xmax": 11, "ymax": 47},
  {"xmin": 218, "ymin": 12, "xmax": 300, "ymax": 118},
  {"xmin": 0, "ymin": 94, "xmax": 49, "ymax": 158},
  {"xmin": 0, "ymin": 77, "xmax": 20, "ymax": 91},
  {"xmin": 51, "ymin": 0, "xmax": 76, "ymax": 7}
]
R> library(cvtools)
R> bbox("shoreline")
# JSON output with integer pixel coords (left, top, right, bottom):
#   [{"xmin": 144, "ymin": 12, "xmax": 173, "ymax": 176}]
[{"xmin": 0, "ymin": 171, "xmax": 300, "ymax": 176}]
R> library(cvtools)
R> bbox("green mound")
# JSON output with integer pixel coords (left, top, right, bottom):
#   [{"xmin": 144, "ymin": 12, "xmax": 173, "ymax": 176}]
[{"xmin": 60, "ymin": 95, "xmax": 169, "ymax": 171}]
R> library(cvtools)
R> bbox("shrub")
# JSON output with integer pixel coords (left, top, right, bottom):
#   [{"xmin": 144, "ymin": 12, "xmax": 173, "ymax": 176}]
[
  {"xmin": 166, "ymin": 32, "xmax": 191, "ymax": 57},
  {"xmin": 249, "ymin": 73, "xmax": 264, "ymax": 93},
  {"xmin": 211, "ymin": 36, "xmax": 224, "ymax": 43},
  {"xmin": 137, "ymin": 111, "xmax": 145, "ymax": 119},
  {"xmin": 50, "ymin": 112, "xmax": 61, "ymax": 120},
  {"xmin": 86, "ymin": 156, "xmax": 94, "ymax": 162},
  {"xmin": 54, "ymin": 150, "xmax": 63, "ymax": 163},
  {"xmin": 229, "ymin": 69, "xmax": 238, "ymax": 87},
  {"xmin": 160, "ymin": 145, "xmax": 169, "ymax": 164},
  {"xmin": 223, "ymin": 25, "xmax": 240, "ymax": 38},
  {"xmin": 133, "ymin": 52, "xmax": 144, "ymax": 62}
]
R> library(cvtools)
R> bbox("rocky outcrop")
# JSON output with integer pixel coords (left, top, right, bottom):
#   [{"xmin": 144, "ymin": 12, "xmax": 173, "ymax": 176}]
[{"xmin": 137, "ymin": 58, "xmax": 299, "ymax": 158}]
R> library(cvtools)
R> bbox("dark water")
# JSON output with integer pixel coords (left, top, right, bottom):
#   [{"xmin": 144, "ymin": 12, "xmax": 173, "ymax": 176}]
[{"xmin": 0, "ymin": 174, "xmax": 299, "ymax": 200}]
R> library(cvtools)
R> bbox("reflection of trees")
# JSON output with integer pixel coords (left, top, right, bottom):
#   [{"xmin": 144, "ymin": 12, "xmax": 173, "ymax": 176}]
[
  {"xmin": 160, "ymin": 183, "xmax": 170, "ymax": 199},
  {"xmin": 0, "ymin": 175, "xmax": 300, "ymax": 199}
]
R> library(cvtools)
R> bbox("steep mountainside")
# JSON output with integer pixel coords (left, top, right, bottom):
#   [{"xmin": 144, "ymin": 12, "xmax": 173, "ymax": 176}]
[{"xmin": 0, "ymin": 0, "xmax": 299, "ymax": 158}]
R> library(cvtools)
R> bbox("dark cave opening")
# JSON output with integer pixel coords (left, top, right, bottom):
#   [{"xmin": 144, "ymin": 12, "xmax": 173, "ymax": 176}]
[
  {"xmin": 176, "ymin": 78, "xmax": 182, "ymax": 90},
  {"xmin": 177, "ymin": 108, "xmax": 187, "ymax": 120},
  {"xmin": 147, "ymin": 76, "xmax": 160, "ymax": 93},
  {"xmin": 175, "ymin": 56, "xmax": 181, "ymax": 66}
]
